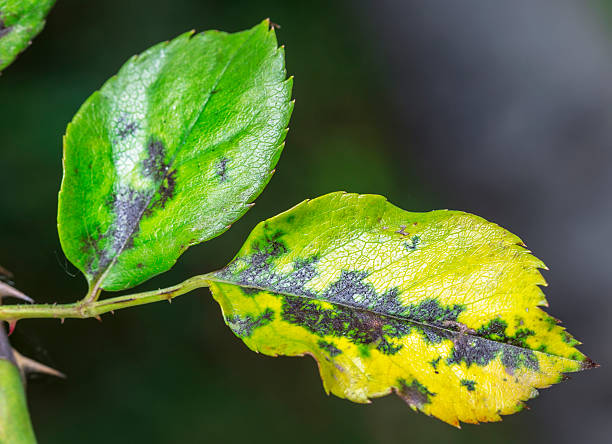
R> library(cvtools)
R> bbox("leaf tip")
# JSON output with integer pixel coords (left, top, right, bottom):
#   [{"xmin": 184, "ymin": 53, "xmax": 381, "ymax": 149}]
[{"xmin": 581, "ymin": 357, "xmax": 599, "ymax": 370}]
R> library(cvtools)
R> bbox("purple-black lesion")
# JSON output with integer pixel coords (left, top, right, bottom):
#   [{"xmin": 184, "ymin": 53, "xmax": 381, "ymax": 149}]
[
  {"xmin": 476, "ymin": 318, "xmax": 536, "ymax": 348},
  {"xmin": 227, "ymin": 308, "xmax": 274, "ymax": 337},
  {"xmin": 460, "ymin": 379, "xmax": 477, "ymax": 391},
  {"xmin": 396, "ymin": 378, "xmax": 436, "ymax": 409},
  {"xmin": 158, "ymin": 169, "xmax": 177, "ymax": 208},
  {"xmin": 143, "ymin": 139, "xmax": 168, "ymax": 181},
  {"xmin": 318, "ymin": 340, "xmax": 342, "ymax": 357},
  {"xmin": 116, "ymin": 120, "xmax": 139, "ymax": 139},
  {"xmin": 429, "ymin": 357, "xmax": 441, "ymax": 373},
  {"xmin": 446, "ymin": 332, "xmax": 539, "ymax": 373},
  {"xmin": 404, "ymin": 235, "xmax": 420, "ymax": 252},
  {"xmin": 0, "ymin": 17, "xmax": 13, "ymax": 39},
  {"xmin": 281, "ymin": 295, "xmax": 414, "ymax": 356},
  {"xmin": 140, "ymin": 138, "xmax": 180, "ymax": 215},
  {"xmin": 215, "ymin": 157, "xmax": 229, "ymax": 182}
]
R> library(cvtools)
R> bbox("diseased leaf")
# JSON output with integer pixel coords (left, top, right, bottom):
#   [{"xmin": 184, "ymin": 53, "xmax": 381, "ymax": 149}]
[
  {"xmin": 0, "ymin": 0, "xmax": 55, "ymax": 71},
  {"xmin": 208, "ymin": 192, "xmax": 596, "ymax": 426},
  {"xmin": 58, "ymin": 20, "xmax": 293, "ymax": 292}
]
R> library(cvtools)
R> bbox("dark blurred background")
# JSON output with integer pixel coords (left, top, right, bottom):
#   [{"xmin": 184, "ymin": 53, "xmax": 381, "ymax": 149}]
[{"xmin": 1, "ymin": 0, "xmax": 611, "ymax": 442}]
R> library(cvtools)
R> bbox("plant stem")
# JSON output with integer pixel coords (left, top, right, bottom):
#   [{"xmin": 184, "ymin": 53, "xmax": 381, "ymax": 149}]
[
  {"xmin": 0, "ymin": 324, "xmax": 37, "ymax": 443},
  {"xmin": 0, "ymin": 274, "xmax": 211, "ymax": 322}
]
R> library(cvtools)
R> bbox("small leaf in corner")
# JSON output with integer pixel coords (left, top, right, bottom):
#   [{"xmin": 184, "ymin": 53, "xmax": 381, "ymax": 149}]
[{"xmin": 0, "ymin": 0, "xmax": 55, "ymax": 71}]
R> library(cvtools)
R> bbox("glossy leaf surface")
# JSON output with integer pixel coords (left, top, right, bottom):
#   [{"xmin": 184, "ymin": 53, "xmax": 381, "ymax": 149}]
[
  {"xmin": 208, "ymin": 192, "xmax": 595, "ymax": 426},
  {"xmin": 58, "ymin": 20, "xmax": 293, "ymax": 291},
  {"xmin": 0, "ymin": 0, "xmax": 54, "ymax": 71}
]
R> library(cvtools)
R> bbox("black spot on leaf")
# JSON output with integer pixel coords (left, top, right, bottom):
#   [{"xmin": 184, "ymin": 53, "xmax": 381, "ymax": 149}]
[
  {"xmin": 477, "ymin": 318, "xmax": 536, "ymax": 348},
  {"xmin": 320, "ymin": 271, "xmax": 410, "ymax": 318},
  {"xmin": 227, "ymin": 308, "xmax": 274, "ymax": 337},
  {"xmin": 461, "ymin": 379, "xmax": 477, "ymax": 391},
  {"xmin": 80, "ymin": 234, "xmax": 100, "ymax": 255},
  {"xmin": 404, "ymin": 298, "xmax": 465, "ymax": 325},
  {"xmin": 216, "ymin": 157, "xmax": 229, "ymax": 182},
  {"xmin": 281, "ymin": 295, "xmax": 416, "ymax": 355},
  {"xmin": 430, "ymin": 357, "xmax": 441, "ymax": 373},
  {"xmin": 561, "ymin": 332, "xmax": 575, "ymax": 344},
  {"xmin": 447, "ymin": 333, "xmax": 539, "ymax": 373},
  {"xmin": 377, "ymin": 337, "xmax": 404, "ymax": 354},
  {"xmin": 397, "ymin": 379, "xmax": 436, "ymax": 409},
  {"xmin": 318, "ymin": 340, "xmax": 342, "ymax": 357},
  {"xmin": 219, "ymin": 242, "xmax": 468, "ymax": 352},
  {"xmin": 218, "ymin": 240, "xmax": 290, "ymax": 289},
  {"xmin": 158, "ymin": 169, "xmax": 177, "ymax": 208},
  {"xmin": 143, "ymin": 139, "xmax": 169, "ymax": 181},
  {"xmin": 117, "ymin": 119, "xmax": 139, "ymax": 139},
  {"xmin": 404, "ymin": 235, "xmax": 421, "ymax": 252},
  {"xmin": 111, "ymin": 187, "xmax": 148, "ymax": 247},
  {"xmin": 0, "ymin": 18, "xmax": 12, "ymax": 39}
]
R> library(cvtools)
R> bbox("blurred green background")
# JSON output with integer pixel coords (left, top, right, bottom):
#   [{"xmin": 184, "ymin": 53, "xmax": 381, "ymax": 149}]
[{"xmin": 1, "ymin": 1, "xmax": 610, "ymax": 443}]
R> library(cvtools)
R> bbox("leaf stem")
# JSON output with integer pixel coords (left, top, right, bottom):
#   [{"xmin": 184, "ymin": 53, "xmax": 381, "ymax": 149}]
[{"xmin": 0, "ymin": 275, "xmax": 211, "ymax": 322}]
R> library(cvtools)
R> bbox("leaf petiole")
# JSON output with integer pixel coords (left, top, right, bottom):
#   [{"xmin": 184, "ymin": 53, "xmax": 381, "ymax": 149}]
[{"xmin": 0, "ymin": 275, "xmax": 211, "ymax": 322}]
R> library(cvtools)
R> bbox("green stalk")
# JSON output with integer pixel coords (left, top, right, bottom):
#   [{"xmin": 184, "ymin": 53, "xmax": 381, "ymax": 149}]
[
  {"xmin": 0, "ymin": 275, "xmax": 211, "ymax": 322},
  {"xmin": 0, "ymin": 327, "xmax": 36, "ymax": 443}
]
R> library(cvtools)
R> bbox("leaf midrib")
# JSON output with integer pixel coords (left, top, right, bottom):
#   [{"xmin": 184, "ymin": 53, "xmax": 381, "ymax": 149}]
[{"xmin": 206, "ymin": 274, "xmax": 583, "ymax": 365}]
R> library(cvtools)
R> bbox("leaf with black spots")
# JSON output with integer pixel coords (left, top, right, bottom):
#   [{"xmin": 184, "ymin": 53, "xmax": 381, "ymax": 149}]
[
  {"xmin": 207, "ymin": 192, "xmax": 596, "ymax": 426},
  {"xmin": 0, "ymin": 0, "xmax": 55, "ymax": 71},
  {"xmin": 58, "ymin": 20, "xmax": 293, "ymax": 292}
]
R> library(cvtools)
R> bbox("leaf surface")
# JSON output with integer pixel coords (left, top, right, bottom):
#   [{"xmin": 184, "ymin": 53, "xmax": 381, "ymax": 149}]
[
  {"xmin": 208, "ymin": 192, "xmax": 595, "ymax": 426},
  {"xmin": 58, "ymin": 20, "xmax": 293, "ymax": 292},
  {"xmin": 0, "ymin": 0, "xmax": 54, "ymax": 71}
]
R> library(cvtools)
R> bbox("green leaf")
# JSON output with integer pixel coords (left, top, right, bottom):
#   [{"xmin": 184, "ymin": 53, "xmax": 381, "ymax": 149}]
[
  {"xmin": 58, "ymin": 20, "xmax": 293, "ymax": 292},
  {"xmin": 0, "ymin": 0, "xmax": 55, "ymax": 71},
  {"xmin": 208, "ymin": 192, "xmax": 596, "ymax": 426}
]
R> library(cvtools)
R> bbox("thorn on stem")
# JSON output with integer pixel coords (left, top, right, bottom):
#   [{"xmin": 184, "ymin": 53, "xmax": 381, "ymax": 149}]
[
  {"xmin": 0, "ymin": 281, "xmax": 34, "ymax": 303},
  {"xmin": 13, "ymin": 349, "xmax": 66, "ymax": 379},
  {"xmin": 7, "ymin": 320, "xmax": 17, "ymax": 336}
]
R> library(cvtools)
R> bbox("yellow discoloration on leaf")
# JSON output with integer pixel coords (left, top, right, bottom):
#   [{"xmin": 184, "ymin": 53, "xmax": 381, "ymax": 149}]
[{"xmin": 208, "ymin": 192, "xmax": 595, "ymax": 426}]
